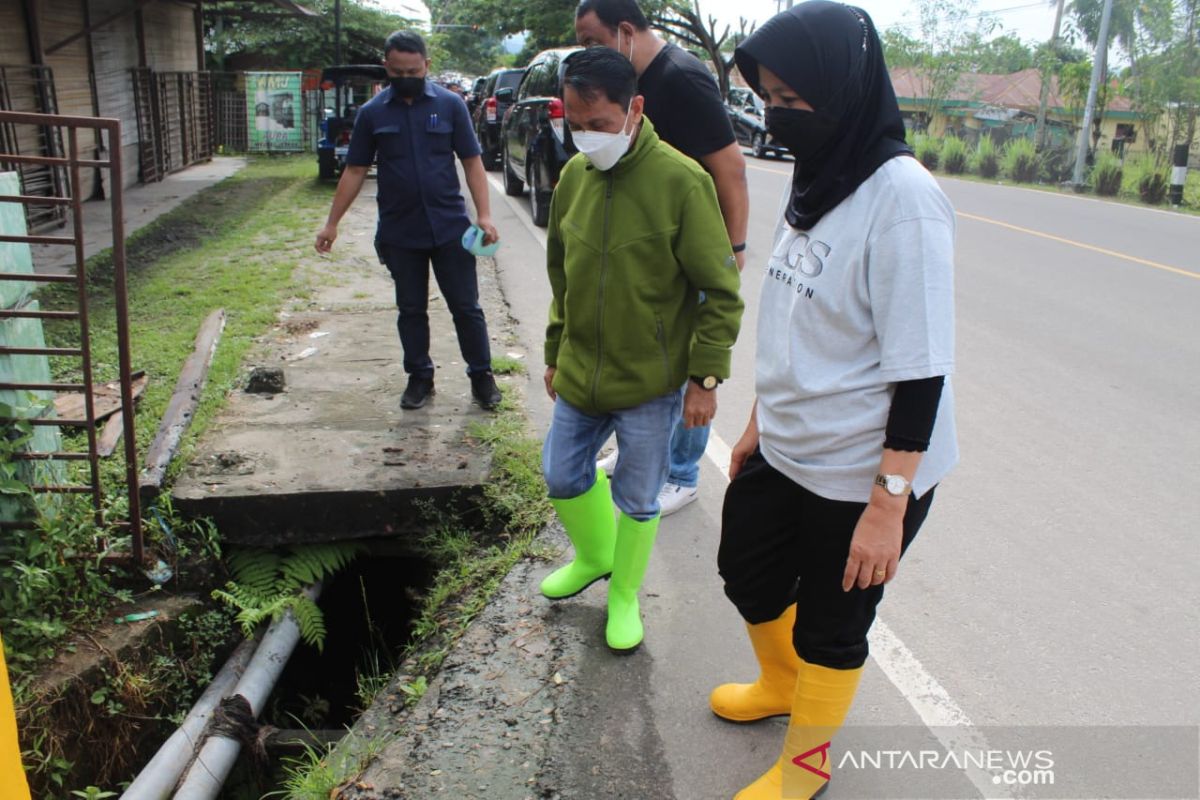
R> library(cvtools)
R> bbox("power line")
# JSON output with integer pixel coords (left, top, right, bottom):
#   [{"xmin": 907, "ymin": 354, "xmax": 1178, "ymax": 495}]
[{"xmin": 884, "ymin": 2, "xmax": 1051, "ymax": 32}]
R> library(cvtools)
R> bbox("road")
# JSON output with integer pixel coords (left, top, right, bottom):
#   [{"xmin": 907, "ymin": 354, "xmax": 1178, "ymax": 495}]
[{"xmin": 483, "ymin": 155, "xmax": 1200, "ymax": 799}]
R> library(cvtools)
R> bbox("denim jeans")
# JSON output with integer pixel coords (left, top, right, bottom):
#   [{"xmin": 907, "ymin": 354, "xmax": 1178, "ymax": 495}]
[
  {"xmin": 668, "ymin": 419, "xmax": 710, "ymax": 488},
  {"xmin": 543, "ymin": 390, "xmax": 684, "ymax": 521},
  {"xmin": 376, "ymin": 240, "xmax": 492, "ymax": 377}
]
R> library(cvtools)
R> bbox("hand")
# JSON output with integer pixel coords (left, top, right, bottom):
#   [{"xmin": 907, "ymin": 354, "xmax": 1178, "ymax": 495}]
[
  {"xmin": 544, "ymin": 366, "xmax": 557, "ymax": 401},
  {"xmin": 315, "ymin": 223, "xmax": 338, "ymax": 254},
  {"xmin": 734, "ymin": 249, "xmax": 745, "ymax": 272},
  {"xmin": 682, "ymin": 381, "xmax": 716, "ymax": 429},
  {"xmin": 477, "ymin": 216, "xmax": 499, "ymax": 245},
  {"xmin": 728, "ymin": 412, "xmax": 758, "ymax": 480},
  {"xmin": 842, "ymin": 501, "xmax": 905, "ymax": 592}
]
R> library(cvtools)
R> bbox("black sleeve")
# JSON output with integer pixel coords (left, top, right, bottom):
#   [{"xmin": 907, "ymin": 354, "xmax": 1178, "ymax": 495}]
[
  {"xmin": 659, "ymin": 66, "xmax": 736, "ymax": 161},
  {"xmin": 883, "ymin": 376, "xmax": 945, "ymax": 452}
]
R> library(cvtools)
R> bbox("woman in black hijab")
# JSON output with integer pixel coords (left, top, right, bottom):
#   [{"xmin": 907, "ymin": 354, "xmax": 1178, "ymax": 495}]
[{"xmin": 710, "ymin": 3, "xmax": 958, "ymax": 798}]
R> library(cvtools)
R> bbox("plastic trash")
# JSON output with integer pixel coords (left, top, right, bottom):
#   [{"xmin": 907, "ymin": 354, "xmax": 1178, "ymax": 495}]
[{"xmin": 462, "ymin": 224, "xmax": 500, "ymax": 257}]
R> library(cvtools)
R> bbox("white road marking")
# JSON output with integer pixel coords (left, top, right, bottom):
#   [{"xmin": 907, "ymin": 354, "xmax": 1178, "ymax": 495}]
[{"xmin": 491, "ymin": 173, "xmax": 1015, "ymax": 798}]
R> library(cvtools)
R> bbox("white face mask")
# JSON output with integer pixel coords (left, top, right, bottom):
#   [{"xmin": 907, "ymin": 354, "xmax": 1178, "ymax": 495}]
[{"xmin": 572, "ymin": 102, "xmax": 635, "ymax": 172}]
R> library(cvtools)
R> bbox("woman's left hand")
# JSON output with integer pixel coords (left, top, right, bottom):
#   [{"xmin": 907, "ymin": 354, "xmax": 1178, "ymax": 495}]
[{"xmin": 842, "ymin": 502, "xmax": 904, "ymax": 591}]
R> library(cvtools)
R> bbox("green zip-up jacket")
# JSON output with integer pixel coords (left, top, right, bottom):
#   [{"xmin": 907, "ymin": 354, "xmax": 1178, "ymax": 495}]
[{"xmin": 544, "ymin": 117, "xmax": 744, "ymax": 415}]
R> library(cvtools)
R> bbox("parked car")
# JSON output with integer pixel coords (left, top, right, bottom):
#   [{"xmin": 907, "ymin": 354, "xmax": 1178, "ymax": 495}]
[
  {"xmin": 317, "ymin": 65, "xmax": 388, "ymax": 179},
  {"xmin": 500, "ymin": 47, "xmax": 582, "ymax": 227},
  {"xmin": 472, "ymin": 68, "xmax": 526, "ymax": 171},
  {"xmin": 726, "ymin": 87, "xmax": 788, "ymax": 160}
]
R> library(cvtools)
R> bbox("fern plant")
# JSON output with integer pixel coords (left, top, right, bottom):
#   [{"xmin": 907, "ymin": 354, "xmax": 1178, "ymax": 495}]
[{"xmin": 213, "ymin": 543, "xmax": 362, "ymax": 651}]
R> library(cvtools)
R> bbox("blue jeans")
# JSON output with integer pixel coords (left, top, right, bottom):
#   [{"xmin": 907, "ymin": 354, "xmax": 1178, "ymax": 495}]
[
  {"xmin": 376, "ymin": 239, "xmax": 492, "ymax": 377},
  {"xmin": 543, "ymin": 390, "xmax": 684, "ymax": 521},
  {"xmin": 668, "ymin": 419, "xmax": 709, "ymax": 488}
]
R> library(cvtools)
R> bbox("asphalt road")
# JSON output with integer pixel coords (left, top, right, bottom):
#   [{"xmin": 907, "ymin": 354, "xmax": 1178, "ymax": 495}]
[{"xmin": 484, "ymin": 155, "xmax": 1200, "ymax": 799}]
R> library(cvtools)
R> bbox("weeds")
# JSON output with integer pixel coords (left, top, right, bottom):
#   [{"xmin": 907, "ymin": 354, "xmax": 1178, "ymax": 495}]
[
  {"xmin": 941, "ymin": 137, "xmax": 968, "ymax": 175},
  {"xmin": 973, "ymin": 136, "xmax": 1000, "ymax": 179},
  {"xmin": 1002, "ymin": 138, "xmax": 1040, "ymax": 183}
]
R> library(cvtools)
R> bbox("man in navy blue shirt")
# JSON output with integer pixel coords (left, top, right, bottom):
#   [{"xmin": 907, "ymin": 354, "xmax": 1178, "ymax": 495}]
[{"xmin": 315, "ymin": 30, "xmax": 502, "ymax": 410}]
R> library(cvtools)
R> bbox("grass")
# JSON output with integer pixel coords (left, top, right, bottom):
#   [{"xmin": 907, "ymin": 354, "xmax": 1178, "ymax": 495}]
[
  {"xmin": 8, "ymin": 156, "xmax": 337, "ymax": 797},
  {"xmin": 40, "ymin": 156, "xmax": 334, "ymax": 488}
]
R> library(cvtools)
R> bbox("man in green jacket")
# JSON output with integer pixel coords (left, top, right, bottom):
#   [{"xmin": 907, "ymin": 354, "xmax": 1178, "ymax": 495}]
[{"xmin": 540, "ymin": 47, "xmax": 743, "ymax": 653}]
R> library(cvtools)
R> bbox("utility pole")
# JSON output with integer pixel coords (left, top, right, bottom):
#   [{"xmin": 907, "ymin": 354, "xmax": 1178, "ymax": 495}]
[
  {"xmin": 1033, "ymin": 0, "xmax": 1066, "ymax": 152},
  {"xmin": 334, "ymin": 0, "xmax": 343, "ymax": 65},
  {"xmin": 1071, "ymin": 0, "xmax": 1114, "ymax": 190}
]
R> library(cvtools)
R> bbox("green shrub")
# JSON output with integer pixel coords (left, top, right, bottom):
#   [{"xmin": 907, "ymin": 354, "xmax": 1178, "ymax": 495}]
[
  {"xmin": 1002, "ymin": 138, "xmax": 1040, "ymax": 183},
  {"xmin": 941, "ymin": 136, "xmax": 968, "ymax": 174},
  {"xmin": 1138, "ymin": 170, "xmax": 1169, "ymax": 204},
  {"xmin": 1091, "ymin": 152, "xmax": 1124, "ymax": 196},
  {"xmin": 915, "ymin": 135, "xmax": 941, "ymax": 170},
  {"xmin": 973, "ymin": 135, "xmax": 999, "ymax": 178}
]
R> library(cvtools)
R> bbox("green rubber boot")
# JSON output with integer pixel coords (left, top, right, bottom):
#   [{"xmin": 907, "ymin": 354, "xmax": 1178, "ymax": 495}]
[
  {"xmin": 540, "ymin": 473, "xmax": 617, "ymax": 599},
  {"xmin": 605, "ymin": 512, "xmax": 660, "ymax": 653}
]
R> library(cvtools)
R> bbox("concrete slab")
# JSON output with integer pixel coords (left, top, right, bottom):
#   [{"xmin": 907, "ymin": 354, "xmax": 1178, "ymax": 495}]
[
  {"xmin": 31, "ymin": 157, "xmax": 247, "ymax": 275},
  {"xmin": 171, "ymin": 188, "xmax": 510, "ymax": 546}
]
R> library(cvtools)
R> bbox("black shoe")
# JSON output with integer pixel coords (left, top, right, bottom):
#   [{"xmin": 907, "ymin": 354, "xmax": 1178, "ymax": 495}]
[
  {"xmin": 470, "ymin": 371, "xmax": 502, "ymax": 410},
  {"xmin": 401, "ymin": 376, "xmax": 435, "ymax": 409}
]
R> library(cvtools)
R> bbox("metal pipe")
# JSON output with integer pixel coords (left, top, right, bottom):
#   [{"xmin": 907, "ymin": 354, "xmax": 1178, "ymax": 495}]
[
  {"xmin": 119, "ymin": 637, "xmax": 258, "ymax": 800},
  {"xmin": 172, "ymin": 584, "xmax": 322, "ymax": 800}
]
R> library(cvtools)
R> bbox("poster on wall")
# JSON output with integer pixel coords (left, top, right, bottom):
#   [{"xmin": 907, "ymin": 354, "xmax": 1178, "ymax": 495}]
[{"xmin": 246, "ymin": 72, "xmax": 303, "ymax": 152}]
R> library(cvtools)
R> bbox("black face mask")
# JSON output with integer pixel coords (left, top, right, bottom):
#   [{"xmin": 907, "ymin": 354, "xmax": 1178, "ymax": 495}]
[
  {"xmin": 765, "ymin": 106, "xmax": 840, "ymax": 163},
  {"xmin": 389, "ymin": 76, "xmax": 425, "ymax": 99}
]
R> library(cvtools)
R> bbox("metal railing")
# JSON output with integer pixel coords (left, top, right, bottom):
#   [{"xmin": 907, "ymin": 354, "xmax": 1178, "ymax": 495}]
[
  {"xmin": 0, "ymin": 65, "xmax": 68, "ymax": 231},
  {"xmin": 0, "ymin": 110, "xmax": 142, "ymax": 563}
]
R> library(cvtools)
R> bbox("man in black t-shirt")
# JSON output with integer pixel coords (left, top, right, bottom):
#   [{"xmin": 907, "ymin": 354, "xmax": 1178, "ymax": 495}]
[{"xmin": 575, "ymin": 0, "xmax": 750, "ymax": 516}]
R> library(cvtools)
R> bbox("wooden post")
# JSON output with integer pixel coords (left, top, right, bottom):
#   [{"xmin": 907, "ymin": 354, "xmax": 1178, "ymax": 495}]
[{"xmin": 138, "ymin": 309, "xmax": 225, "ymax": 503}]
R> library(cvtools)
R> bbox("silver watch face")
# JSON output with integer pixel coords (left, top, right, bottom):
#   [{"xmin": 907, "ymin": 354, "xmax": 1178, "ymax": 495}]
[{"xmin": 885, "ymin": 475, "xmax": 908, "ymax": 495}]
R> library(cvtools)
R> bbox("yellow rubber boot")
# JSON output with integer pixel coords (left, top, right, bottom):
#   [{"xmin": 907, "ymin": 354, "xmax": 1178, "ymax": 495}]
[
  {"xmin": 1, "ymin": 636, "xmax": 31, "ymax": 800},
  {"xmin": 710, "ymin": 604, "xmax": 801, "ymax": 722},
  {"xmin": 735, "ymin": 659, "xmax": 863, "ymax": 800}
]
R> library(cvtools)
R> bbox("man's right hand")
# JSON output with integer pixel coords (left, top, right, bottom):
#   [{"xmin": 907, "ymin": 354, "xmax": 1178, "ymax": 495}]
[
  {"xmin": 315, "ymin": 223, "xmax": 338, "ymax": 254},
  {"xmin": 544, "ymin": 367, "xmax": 557, "ymax": 401}
]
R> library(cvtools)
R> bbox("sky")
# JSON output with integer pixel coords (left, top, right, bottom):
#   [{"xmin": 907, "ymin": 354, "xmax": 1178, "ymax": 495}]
[{"xmin": 376, "ymin": 0, "xmax": 1065, "ymax": 46}]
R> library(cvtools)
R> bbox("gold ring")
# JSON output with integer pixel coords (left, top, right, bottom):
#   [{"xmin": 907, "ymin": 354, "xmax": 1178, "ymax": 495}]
[{"xmin": 873, "ymin": 569, "xmax": 886, "ymax": 578}]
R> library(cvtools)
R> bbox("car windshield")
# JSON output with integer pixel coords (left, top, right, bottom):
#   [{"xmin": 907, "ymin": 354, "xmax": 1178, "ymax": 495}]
[{"xmin": 496, "ymin": 72, "xmax": 523, "ymax": 92}]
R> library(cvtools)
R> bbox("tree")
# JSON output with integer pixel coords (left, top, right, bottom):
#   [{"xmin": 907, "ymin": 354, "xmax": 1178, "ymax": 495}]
[
  {"xmin": 886, "ymin": 0, "xmax": 998, "ymax": 131},
  {"xmin": 964, "ymin": 33, "xmax": 1036, "ymax": 73},
  {"xmin": 648, "ymin": 0, "xmax": 754, "ymax": 99},
  {"xmin": 204, "ymin": 0, "xmax": 417, "ymax": 69},
  {"xmin": 448, "ymin": 0, "xmax": 577, "ymax": 65},
  {"xmin": 1059, "ymin": 58, "xmax": 1112, "ymax": 152}
]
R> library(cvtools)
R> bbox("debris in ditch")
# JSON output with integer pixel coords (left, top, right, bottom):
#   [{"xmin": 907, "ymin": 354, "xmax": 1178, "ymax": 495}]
[
  {"xmin": 246, "ymin": 366, "xmax": 286, "ymax": 394},
  {"xmin": 53, "ymin": 371, "xmax": 149, "ymax": 424},
  {"xmin": 290, "ymin": 346, "xmax": 319, "ymax": 361},
  {"xmin": 115, "ymin": 610, "xmax": 159, "ymax": 624}
]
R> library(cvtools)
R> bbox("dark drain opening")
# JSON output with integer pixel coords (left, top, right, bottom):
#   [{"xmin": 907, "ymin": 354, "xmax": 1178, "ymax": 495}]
[{"xmin": 219, "ymin": 543, "xmax": 435, "ymax": 798}]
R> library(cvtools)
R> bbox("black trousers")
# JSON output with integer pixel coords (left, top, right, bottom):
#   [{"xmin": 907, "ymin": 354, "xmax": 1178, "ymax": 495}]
[
  {"xmin": 376, "ymin": 239, "xmax": 492, "ymax": 378},
  {"xmin": 718, "ymin": 449, "xmax": 935, "ymax": 670}
]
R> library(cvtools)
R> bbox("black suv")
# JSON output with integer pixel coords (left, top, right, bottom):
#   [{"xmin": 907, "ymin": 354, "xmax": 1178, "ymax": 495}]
[
  {"xmin": 500, "ymin": 47, "xmax": 581, "ymax": 227},
  {"xmin": 473, "ymin": 68, "xmax": 525, "ymax": 170},
  {"xmin": 727, "ymin": 87, "xmax": 787, "ymax": 159}
]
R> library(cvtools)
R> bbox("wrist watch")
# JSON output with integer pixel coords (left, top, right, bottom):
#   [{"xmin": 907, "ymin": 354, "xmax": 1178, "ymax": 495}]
[
  {"xmin": 690, "ymin": 375, "xmax": 720, "ymax": 390},
  {"xmin": 874, "ymin": 473, "xmax": 912, "ymax": 497}
]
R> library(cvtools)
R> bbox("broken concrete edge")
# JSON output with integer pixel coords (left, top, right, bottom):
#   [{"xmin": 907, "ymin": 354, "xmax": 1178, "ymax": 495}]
[
  {"xmin": 328, "ymin": 539, "xmax": 577, "ymax": 800},
  {"xmin": 170, "ymin": 484, "xmax": 488, "ymax": 549}
]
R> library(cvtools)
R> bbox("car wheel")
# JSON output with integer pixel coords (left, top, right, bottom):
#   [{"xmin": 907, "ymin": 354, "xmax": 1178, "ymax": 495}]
[
  {"xmin": 318, "ymin": 148, "xmax": 336, "ymax": 180},
  {"xmin": 752, "ymin": 132, "xmax": 767, "ymax": 160},
  {"xmin": 484, "ymin": 147, "xmax": 501, "ymax": 171},
  {"xmin": 529, "ymin": 159, "xmax": 550, "ymax": 228},
  {"xmin": 502, "ymin": 147, "xmax": 524, "ymax": 197}
]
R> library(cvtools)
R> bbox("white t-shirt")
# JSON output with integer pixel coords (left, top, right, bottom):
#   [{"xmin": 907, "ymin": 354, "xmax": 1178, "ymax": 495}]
[{"xmin": 756, "ymin": 156, "xmax": 958, "ymax": 502}]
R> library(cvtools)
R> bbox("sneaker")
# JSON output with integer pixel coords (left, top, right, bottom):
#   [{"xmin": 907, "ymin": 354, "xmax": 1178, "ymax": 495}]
[
  {"xmin": 470, "ymin": 370, "xmax": 502, "ymax": 410},
  {"xmin": 596, "ymin": 448, "xmax": 619, "ymax": 475},
  {"xmin": 657, "ymin": 482, "xmax": 699, "ymax": 516},
  {"xmin": 400, "ymin": 376, "xmax": 435, "ymax": 409}
]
